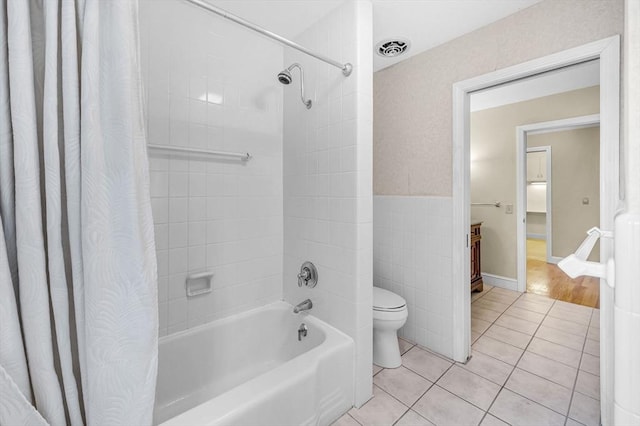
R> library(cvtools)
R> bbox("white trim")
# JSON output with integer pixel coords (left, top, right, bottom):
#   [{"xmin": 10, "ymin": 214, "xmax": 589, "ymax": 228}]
[
  {"xmin": 481, "ymin": 273, "xmax": 518, "ymax": 291},
  {"xmin": 451, "ymin": 84, "xmax": 471, "ymax": 363},
  {"xmin": 452, "ymin": 38, "xmax": 620, "ymax": 425},
  {"xmin": 525, "ymin": 146, "xmax": 553, "ymax": 266},
  {"xmin": 526, "ymin": 233, "xmax": 546, "ymax": 240}
]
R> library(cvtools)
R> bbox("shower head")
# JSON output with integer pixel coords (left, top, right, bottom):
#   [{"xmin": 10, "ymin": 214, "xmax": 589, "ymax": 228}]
[
  {"xmin": 277, "ymin": 63, "xmax": 312, "ymax": 109},
  {"xmin": 277, "ymin": 69, "xmax": 292, "ymax": 85}
]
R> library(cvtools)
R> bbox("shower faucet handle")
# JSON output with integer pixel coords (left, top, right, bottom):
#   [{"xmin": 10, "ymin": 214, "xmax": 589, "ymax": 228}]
[{"xmin": 297, "ymin": 261, "xmax": 318, "ymax": 288}]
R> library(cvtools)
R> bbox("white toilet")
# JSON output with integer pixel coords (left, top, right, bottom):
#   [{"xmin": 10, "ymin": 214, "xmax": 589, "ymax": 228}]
[{"xmin": 372, "ymin": 286, "xmax": 408, "ymax": 368}]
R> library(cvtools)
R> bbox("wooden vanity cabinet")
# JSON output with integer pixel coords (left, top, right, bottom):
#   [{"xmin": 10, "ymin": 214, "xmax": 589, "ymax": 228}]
[{"xmin": 470, "ymin": 222, "xmax": 483, "ymax": 292}]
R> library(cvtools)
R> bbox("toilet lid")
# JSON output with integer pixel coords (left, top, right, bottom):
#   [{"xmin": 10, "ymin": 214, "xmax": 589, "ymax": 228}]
[{"xmin": 373, "ymin": 287, "xmax": 406, "ymax": 311}]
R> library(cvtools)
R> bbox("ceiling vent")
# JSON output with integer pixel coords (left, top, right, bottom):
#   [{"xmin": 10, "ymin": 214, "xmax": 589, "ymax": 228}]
[{"xmin": 376, "ymin": 39, "xmax": 410, "ymax": 58}]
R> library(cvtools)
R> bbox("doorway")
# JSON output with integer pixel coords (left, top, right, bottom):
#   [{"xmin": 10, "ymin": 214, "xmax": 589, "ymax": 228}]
[
  {"xmin": 517, "ymin": 116, "xmax": 601, "ymax": 308},
  {"xmin": 452, "ymin": 36, "xmax": 620, "ymax": 425}
]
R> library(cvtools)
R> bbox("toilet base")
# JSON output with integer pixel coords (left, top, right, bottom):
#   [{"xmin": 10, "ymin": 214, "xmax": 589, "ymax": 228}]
[{"xmin": 373, "ymin": 328, "xmax": 402, "ymax": 368}]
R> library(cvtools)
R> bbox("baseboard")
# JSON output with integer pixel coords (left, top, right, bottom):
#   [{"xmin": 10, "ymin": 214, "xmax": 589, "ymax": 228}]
[
  {"xmin": 481, "ymin": 273, "xmax": 518, "ymax": 291},
  {"xmin": 526, "ymin": 233, "xmax": 546, "ymax": 240}
]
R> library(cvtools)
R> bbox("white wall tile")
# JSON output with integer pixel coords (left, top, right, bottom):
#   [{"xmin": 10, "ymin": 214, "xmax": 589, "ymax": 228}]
[
  {"xmin": 373, "ymin": 195, "xmax": 454, "ymax": 358},
  {"xmin": 283, "ymin": 0, "xmax": 372, "ymax": 408},
  {"xmin": 142, "ymin": 0, "xmax": 284, "ymax": 335}
]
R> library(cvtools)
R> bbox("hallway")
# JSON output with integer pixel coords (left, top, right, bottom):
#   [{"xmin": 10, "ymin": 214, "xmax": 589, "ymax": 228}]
[{"xmin": 526, "ymin": 239, "xmax": 600, "ymax": 308}]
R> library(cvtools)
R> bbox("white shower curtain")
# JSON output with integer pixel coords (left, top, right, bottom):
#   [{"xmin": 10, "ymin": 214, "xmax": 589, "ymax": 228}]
[{"xmin": 0, "ymin": 0, "xmax": 158, "ymax": 425}]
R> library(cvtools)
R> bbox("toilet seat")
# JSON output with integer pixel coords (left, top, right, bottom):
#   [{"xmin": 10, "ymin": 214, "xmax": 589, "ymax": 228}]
[{"xmin": 373, "ymin": 287, "xmax": 407, "ymax": 312}]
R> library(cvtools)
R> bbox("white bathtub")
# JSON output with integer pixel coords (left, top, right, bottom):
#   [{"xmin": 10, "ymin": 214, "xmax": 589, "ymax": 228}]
[{"xmin": 154, "ymin": 301, "xmax": 354, "ymax": 426}]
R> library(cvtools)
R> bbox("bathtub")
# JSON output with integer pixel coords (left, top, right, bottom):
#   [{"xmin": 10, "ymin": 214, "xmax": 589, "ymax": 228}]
[{"xmin": 154, "ymin": 301, "xmax": 354, "ymax": 426}]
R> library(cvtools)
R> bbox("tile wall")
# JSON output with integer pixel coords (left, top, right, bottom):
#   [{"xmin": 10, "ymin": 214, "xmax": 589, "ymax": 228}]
[
  {"xmin": 282, "ymin": 0, "xmax": 374, "ymax": 407},
  {"xmin": 140, "ymin": 0, "xmax": 284, "ymax": 337},
  {"xmin": 373, "ymin": 196, "xmax": 454, "ymax": 357}
]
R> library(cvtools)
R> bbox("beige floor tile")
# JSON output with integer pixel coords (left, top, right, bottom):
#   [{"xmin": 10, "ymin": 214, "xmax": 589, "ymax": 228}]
[
  {"xmin": 484, "ymin": 324, "xmax": 532, "ymax": 349},
  {"xmin": 395, "ymin": 410, "xmax": 435, "ymax": 426},
  {"xmin": 495, "ymin": 314, "xmax": 539, "ymax": 335},
  {"xmin": 512, "ymin": 299, "xmax": 553, "ymax": 314},
  {"xmin": 590, "ymin": 310, "xmax": 600, "ymax": 328},
  {"xmin": 461, "ymin": 351, "xmax": 514, "ymax": 386},
  {"xmin": 481, "ymin": 291, "xmax": 519, "ymax": 305},
  {"xmin": 472, "ymin": 306, "xmax": 501, "ymax": 323},
  {"xmin": 349, "ymin": 385, "xmax": 408, "ymax": 426},
  {"xmin": 569, "ymin": 392, "xmax": 600, "ymax": 426},
  {"xmin": 553, "ymin": 300, "xmax": 593, "ymax": 314},
  {"xmin": 489, "ymin": 389, "xmax": 566, "ymax": 426},
  {"xmin": 471, "ymin": 330, "xmax": 482, "ymax": 344},
  {"xmin": 332, "ymin": 413, "xmax": 361, "ymax": 426},
  {"xmin": 542, "ymin": 316, "xmax": 588, "ymax": 337},
  {"xmin": 398, "ymin": 337, "xmax": 415, "ymax": 355},
  {"xmin": 505, "ymin": 368, "xmax": 572, "ymax": 415},
  {"xmin": 516, "ymin": 351, "xmax": 578, "ymax": 389},
  {"xmin": 587, "ymin": 327, "xmax": 599, "ymax": 342},
  {"xmin": 534, "ymin": 324, "xmax": 586, "ymax": 351},
  {"xmin": 519, "ymin": 293, "xmax": 555, "ymax": 304},
  {"xmin": 565, "ymin": 418, "xmax": 585, "ymax": 426},
  {"xmin": 402, "ymin": 346, "xmax": 452, "ymax": 382},
  {"xmin": 490, "ymin": 287, "xmax": 520, "ymax": 298},
  {"xmin": 473, "ymin": 299, "xmax": 511, "ymax": 314},
  {"xmin": 504, "ymin": 306, "xmax": 545, "ymax": 324},
  {"xmin": 583, "ymin": 339, "xmax": 599, "ymax": 357},
  {"xmin": 472, "ymin": 318, "xmax": 492, "ymax": 334},
  {"xmin": 527, "ymin": 337, "xmax": 582, "ymax": 368},
  {"xmin": 413, "ymin": 385, "xmax": 485, "ymax": 426},
  {"xmin": 373, "ymin": 366, "xmax": 432, "ymax": 406},
  {"xmin": 473, "ymin": 335, "xmax": 524, "ymax": 365},
  {"xmin": 436, "ymin": 365, "xmax": 500, "ymax": 410},
  {"xmin": 471, "ymin": 292, "xmax": 485, "ymax": 302},
  {"xmin": 373, "ymin": 364, "xmax": 383, "ymax": 376},
  {"xmin": 580, "ymin": 353, "xmax": 599, "ymax": 376},
  {"xmin": 480, "ymin": 414, "xmax": 509, "ymax": 426},
  {"xmin": 547, "ymin": 305, "xmax": 592, "ymax": 325},
  {"xmin": 575, "ymin": 370, "xmax": 600, "ymax": 400}
]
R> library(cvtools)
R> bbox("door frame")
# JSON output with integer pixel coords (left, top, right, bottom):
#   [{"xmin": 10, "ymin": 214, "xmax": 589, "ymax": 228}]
[
  {"xmin": 451, "ymin": 36, "xmax": 619, "ymax": 424},
  {"xmin": 524, "ymin": 146, "xmax": 553, "ymax": 259},
  {"xmin": 516, "ymin": 115, "xmax": 601, "ymax": 292}
]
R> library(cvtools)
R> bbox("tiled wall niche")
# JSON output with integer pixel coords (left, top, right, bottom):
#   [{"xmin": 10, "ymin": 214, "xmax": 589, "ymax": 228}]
[
  {"xmin": 282, "ymin": 1, "xmax": 374, "ymax": 407},
  {"xmin": 373, "ymin": 196, "xmax": 454, "ymax": 358},
  {"xmin": 140, "ymin": 0, "xmax": 284, "ymax": 337}
]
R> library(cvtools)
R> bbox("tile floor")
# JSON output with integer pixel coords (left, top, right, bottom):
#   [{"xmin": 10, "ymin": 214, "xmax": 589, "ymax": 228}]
[{"xmin": 333, "ymin": 286, "xmax": 600, "ymax": 426}]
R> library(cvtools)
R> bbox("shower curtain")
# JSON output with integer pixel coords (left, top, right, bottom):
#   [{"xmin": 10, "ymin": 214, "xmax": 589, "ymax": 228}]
[{"xmin": 0, "ymin": 0, "xmax": 158, "ymax": 425}]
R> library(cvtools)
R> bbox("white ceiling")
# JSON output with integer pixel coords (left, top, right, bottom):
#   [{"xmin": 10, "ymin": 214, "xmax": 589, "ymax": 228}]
[
  {"xmin": 207, "ymin": 0, "xmax": 544, "ymax": 71},
  {"xmin": 470, "ymin": 60, "xmax": 600, "ymax": 112}
]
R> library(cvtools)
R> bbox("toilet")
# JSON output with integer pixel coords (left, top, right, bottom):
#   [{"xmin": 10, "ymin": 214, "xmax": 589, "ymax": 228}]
[{"xmin": 372, "ymin": 286, "xmax": 408, "ymax": 368}]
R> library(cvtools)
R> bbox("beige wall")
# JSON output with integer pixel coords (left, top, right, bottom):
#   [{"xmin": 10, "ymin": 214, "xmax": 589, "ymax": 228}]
[
  {"xmin": 526, "ymin": 212, "xmax": 547, "ymax": 237},
  {"xmin": 470, "ymin": 87, "xmax": 599, "ymax": 279},
  {"xmin": 373, "ymin": 0, "xmax": 623, "ymax": 196},
  {"xmin": 529, "ymin": 127, "xmax": 600, "ymax": 261}
]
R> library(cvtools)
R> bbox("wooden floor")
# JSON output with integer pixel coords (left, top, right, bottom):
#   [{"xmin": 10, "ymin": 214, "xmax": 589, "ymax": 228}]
[{"xmin": 526, "ymin": 239, "xmax": 600, "ymax": 308}]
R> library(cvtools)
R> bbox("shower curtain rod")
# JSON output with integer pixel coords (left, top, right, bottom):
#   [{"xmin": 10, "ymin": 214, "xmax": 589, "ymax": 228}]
[{"xmin": 183, "ymin": 0, "xmax": 353, "ymax": 76}]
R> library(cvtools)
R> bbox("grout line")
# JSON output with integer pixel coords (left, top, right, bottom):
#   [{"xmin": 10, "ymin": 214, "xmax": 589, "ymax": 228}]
[
  {"xmin": 368, "ymin": 384, "xmax": 412, "ymax": 423},
  {"xmin": 565, "ymin": 309, "xmax": 594, "ymax": 424},
  {"xmin": 478, "ymin": 294, "xmax": 565, "ymax": 424}
]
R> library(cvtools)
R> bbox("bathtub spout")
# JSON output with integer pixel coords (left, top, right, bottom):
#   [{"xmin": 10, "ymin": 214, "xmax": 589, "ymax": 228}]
[{"xmin": 293, "ymin": 299, "xmax": 313, "ymax": 314}]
